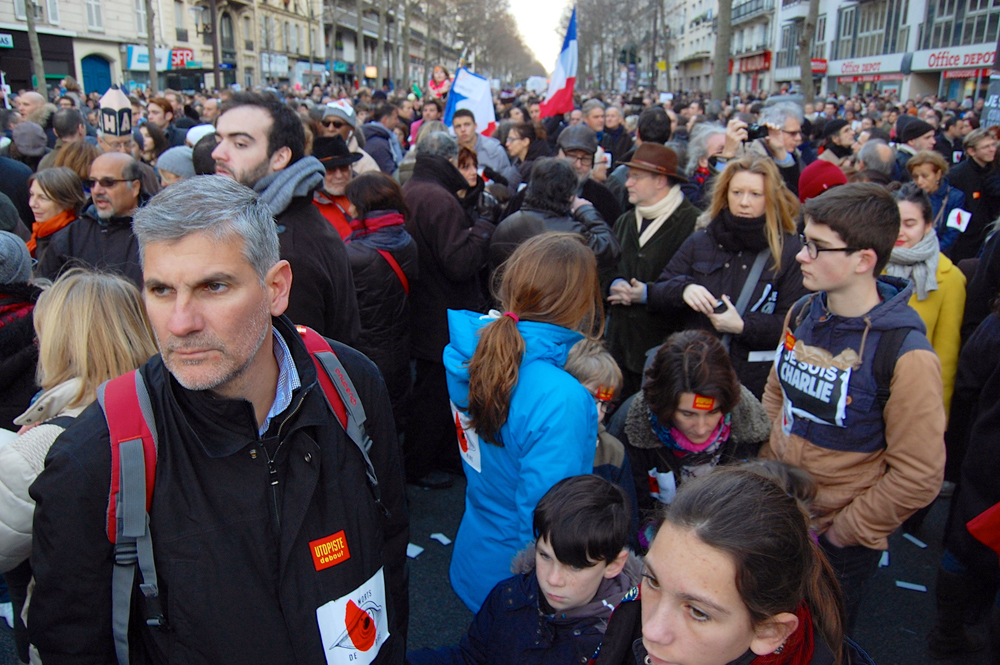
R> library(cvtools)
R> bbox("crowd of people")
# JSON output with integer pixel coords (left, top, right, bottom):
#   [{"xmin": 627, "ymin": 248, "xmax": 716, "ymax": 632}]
[{"xmin": 0, "ymin": 69, "xmax": 999, "ymax": 665}]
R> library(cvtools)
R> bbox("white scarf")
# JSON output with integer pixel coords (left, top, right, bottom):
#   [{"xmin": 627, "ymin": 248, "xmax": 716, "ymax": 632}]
[{"xmin": 635, "ymin": 185, "xmax": 684, "ymax": 247}]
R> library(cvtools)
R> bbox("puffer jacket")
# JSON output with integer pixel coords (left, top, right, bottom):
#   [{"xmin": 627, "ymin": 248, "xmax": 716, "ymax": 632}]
[
  {"xmin": 444, "ymin": 310, "xmax": 598, "ymax": 613},
  {"xmin": 407, "ymin": 544, "xmax": 642, "ymax": 665},
  {"xmin": 37, "ymin": 202, "xmax": 144, "ymax": 287},
  {"xmin": 927, "ymin": 179, "xmax": 967, "ymax": 255},
  {"xmin": 492, "ymin": 206, "xmax": 621, "ymax": 274},
  {"xmin": 0, "ymin": 379, "xmax": 86, "ymax": 573},
  {"xmin": 345, "ymin": 215, "xmax": 419, "ymax": 429},
  {"xmin": 647, "ymin": 216, "xmax": 808, "ymax": 398},
  {"xmin": 760, "ymin": 278, "xmax": 946, "ymax": 550},
  {"xmin": 610, "ymin": 385, "xmax": 771, "ymax": 516},
  {"xmin": 0, "ymin": 283, "xmax": 40, "ymax": 432}
]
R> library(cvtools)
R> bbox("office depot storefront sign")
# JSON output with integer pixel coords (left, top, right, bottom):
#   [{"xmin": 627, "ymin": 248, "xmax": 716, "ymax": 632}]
[
  {"xmin": 827, "ymin": 53, "xmax": 907, "ymax": 78},
  {"xmin": 912, "ymin": 44, "xmax": 996, "ymax": 71}
]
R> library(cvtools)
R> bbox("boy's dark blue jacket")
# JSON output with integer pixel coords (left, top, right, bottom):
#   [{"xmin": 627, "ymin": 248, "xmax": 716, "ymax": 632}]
[{"xmin": 407, "ymin": 545, "xmax": 641, "ymax": 665}]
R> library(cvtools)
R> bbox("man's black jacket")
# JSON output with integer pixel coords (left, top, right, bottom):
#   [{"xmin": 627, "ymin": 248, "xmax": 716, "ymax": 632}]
[{"xmin": 28, "ymin": 316, "xmax": 409, "ymax": 664}]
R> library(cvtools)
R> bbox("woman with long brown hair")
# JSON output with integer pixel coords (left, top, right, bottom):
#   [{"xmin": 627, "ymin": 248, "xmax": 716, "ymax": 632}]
[
  {"xmin": 444, "ymin": 232, "xmax": 605, "ymax": 613},
  {"xmin": 595, "ymin": 463, "xmax": 871, "ymax": 665},
  {"xmin": 645, "ymin": 155, "xmax": 807, "ymax": 397}
]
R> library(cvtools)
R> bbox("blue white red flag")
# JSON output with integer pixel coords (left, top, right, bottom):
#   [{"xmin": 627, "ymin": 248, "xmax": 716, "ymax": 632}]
[
  {"xmin": 539, "ymin": 8, "xmax": 578, "ymax": 119},
  {"xmin": 443, "ymin": 67, "xmax": 497, "ymax": 135}
]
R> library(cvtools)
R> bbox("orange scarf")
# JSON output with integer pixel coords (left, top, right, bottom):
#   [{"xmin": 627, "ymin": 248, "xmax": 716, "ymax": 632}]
[{"xmin": 27, "ymin": 209, "xmax": 76, "ymax": 257}]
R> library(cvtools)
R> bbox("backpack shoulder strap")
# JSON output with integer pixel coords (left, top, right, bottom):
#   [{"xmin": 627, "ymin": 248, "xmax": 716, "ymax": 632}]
[
  {"xmin": 96, "ymin": 369, "xmax": 165, "ymax": 665},
  {"xmin": 375, "ymin": 249, "xmax": 410, "ymax": 294},
  {"xmin": 873, "ymin": 327, "xmax": 912, "ymax": 411},
  {"xmin": 296, "ymin": 325, "xmax": 385, "ymax": 515}
]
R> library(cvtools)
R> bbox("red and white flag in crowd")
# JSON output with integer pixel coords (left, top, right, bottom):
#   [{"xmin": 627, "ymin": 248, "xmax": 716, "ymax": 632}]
[{"xmin": 539, "ymin": 8, "xmax": 577, "ymax": 119}]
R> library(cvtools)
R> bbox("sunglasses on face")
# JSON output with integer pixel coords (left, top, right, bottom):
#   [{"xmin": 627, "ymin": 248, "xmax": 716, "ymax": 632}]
[
  {"xmin": 322, "ymin": 120, "xmax": 346, "ymax": 129},
  {"xmin": 83, "ymin": 177, "xmax": 137, "ymax": 189}
]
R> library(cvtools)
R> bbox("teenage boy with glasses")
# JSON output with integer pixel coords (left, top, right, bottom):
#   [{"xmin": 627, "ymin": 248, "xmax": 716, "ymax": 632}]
[{"xmin": 760, "ymin": 182, "xmax": 946, "ymax": 635}]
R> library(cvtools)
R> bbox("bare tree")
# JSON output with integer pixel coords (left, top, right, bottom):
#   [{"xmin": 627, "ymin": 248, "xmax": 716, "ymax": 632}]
[
  {"xmin": 25, "ymin": 0, "xmax": 47, "ymax": 97},
  {"xmin": 797, "ymin": 0, "xmax": 820, "ymax": 104},
  {"xmin": 376, "ymin": 0, "xmax": 387, "ymax": 85},
  {"xmin": 711, "ymin": 0, "xmax": 732, "ymax": 100},
  {"xmin": 146, "ymin": 0, "xmax": 158, "ymax": 96},
  {"xmin": 356, "ymin": 0, "xmax": 365, "ymax": 83}
]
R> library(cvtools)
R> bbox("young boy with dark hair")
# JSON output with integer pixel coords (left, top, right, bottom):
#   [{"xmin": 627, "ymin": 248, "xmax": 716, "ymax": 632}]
[
  {"xmin": 406, "ymin": 475, "xmax": 640, "ymax": 665},
  {"xmin": 760, "ymin": 182, "xmax": 946, "ymax": 633}
]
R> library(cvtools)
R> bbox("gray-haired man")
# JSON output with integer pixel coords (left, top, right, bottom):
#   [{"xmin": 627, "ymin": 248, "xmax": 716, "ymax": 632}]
[{"xmin": 29, "ymin": 176, "xmax": 409, "ymax": 664}]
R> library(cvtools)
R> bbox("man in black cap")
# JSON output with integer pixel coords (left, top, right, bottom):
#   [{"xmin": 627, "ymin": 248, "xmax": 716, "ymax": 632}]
[
  {"xmin": 817, "ymin": 119, "xmax": 855, "ymax": 167},
  {"xmin": 895, "ymin": 119, "xmax": 936, "ymax": 180},
  {"xmin": 555, "ymin": 124, "xmax": 622, "ymax": 228},
  {"xmin": 312, "ymin": 135, "xmax": 363, "ymax": 239}
]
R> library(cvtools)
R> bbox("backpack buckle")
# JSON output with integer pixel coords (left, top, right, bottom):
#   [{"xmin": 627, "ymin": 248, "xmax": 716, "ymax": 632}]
[{"xmin": 114, "ymin": 540, "xmax": 138, "ymax": 567}]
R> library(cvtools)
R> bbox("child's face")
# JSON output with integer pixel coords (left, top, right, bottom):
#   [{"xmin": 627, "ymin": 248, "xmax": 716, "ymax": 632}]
[{"xmin": 535, "ymin": 536, "xmax": 624, "ymax": 612}]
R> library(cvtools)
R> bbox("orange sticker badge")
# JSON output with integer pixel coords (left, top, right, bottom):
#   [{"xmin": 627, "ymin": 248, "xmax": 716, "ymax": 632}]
[
  {"xmin": 311, "ymin": 531, "xmax": 350, "ymax": 571},
  {"xmin": 595, "ymin": 385, "xmax": 615, "ymax": 402},
  {"xmin": 692, "ymin": 394, "xmax": 716, "ymax": 411},
  {"xmin": 784, "ymin": 331, "xmax": 796, "ymax": 351}
]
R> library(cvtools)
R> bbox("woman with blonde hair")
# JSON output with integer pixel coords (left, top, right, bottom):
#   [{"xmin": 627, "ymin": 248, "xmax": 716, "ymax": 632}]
[
  {"xmin": 27, "ymin": 167, "xmax": 86, "ymax": 262},
  {"xmin": 0, "ymin": 269, "xmax": 157, "ymax": 661},
  {"xmin": 444, "ymin": 232, "xmax": 605, "ymax": 613},
  {"xmin": 646, "ymin": 154, "xmax": 807, "ymax": 397},
  {"xmin": 52, "ymin": 141, "xmax": 100, "ymax": 182}
]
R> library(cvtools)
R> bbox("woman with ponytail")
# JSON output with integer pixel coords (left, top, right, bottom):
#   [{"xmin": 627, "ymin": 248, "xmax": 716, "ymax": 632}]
[
  {"xmin": 444, "ymin": 232, "xmax": 605, "ymax": 613},
  {"xmin": 596, "ymin": 463, "xmax": 876, "ymax": 665}
]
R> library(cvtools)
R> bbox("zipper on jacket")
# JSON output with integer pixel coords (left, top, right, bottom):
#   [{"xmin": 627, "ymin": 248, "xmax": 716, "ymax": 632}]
[{"xmin": 260, "ymin": 384, "xmax": 313, "ymax": 531}]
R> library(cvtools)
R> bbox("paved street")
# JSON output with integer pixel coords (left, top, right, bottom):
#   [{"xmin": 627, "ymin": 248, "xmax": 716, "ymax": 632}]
[{"xmin": 0, "ymin": 477, "xmax": 991, "ymax": 664}]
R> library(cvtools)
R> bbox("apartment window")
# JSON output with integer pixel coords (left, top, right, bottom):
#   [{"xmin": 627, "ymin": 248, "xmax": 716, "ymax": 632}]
[
  {"xmin": 959, "ymin": 0, "xmax": 1000, "ymax": 45},
  {"xmin": 294, "ymin": 24, "xmax": 301, "ymax": 54},
  {"xmin": 14, "ymin": 0, "xmax": 45, "ymax": 21},
  {"xmin": 221, "ymin": 13, "xmax": 234, "ymax": 50},
  {"xmin": 136, "ymin": 0, "xmax": 147, "ymax": 36},
  {"xmin": 47, "ymin": 0, "xmax": 59, "ymax": 24},
  {"xmin": 86, "ymin": 0, "xmax": 104, "ymax": 30},
  {"xmin": 174, "ymin": 1, "xmax": 184, "ymax": 27},
  {"xmin": 837, "ymin": 7, "xmax": 855, "ymax": 58},
  {"xmin": 855, "ymin": 1, "xmax": 886, "ymax": 57},
  {"xmin": 261, "ymin": 17, "xmax": 269, "ymax": 50},
  {"xmin": 283, "ymin": 21, "xmax": 290, "ymax": 52},
  {"xmin": 244, "ymin": 15, "xmax": 252, "ymax": 44},
  {"xmin": 810, "ymin": 14, "xmax": 826, "ymax": 58}
]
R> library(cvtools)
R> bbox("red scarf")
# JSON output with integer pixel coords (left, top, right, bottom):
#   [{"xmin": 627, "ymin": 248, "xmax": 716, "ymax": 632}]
[
  {"xmin": 755, "ymin": 602, "xmax": 815, "ymax": 665},
  {"xmin": 28, "ymin": 209, "xmax": 76, "ymax": 256},
  {"xmin": 348, "ymin": 211, "xmax": 405, "ymax": 238}
]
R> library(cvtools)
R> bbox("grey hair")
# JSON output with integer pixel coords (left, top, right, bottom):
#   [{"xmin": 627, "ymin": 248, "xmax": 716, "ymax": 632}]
[
  {"xmin": 685, "ymin": 123, "xmax": 726, "ymax": 174},
  {"xmin": 858, "ymin": 140, "xmax": 895, "ymax": 176},
  {"xmin": 132, "ymin": 175, "xmax": 279, "ymax": 282},
  {"xmin": 417, "ymin": 131, "xmax": 459, "ymax": 160},
  {"xmin": 760, "ymin": 102, "xmax": 804, "ymax": 129},
  {"xmin": 582, "ymin": 99, "xmax": 605, "ymax": 116}
]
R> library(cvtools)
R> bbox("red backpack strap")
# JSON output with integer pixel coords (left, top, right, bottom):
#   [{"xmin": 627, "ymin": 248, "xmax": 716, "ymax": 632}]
[
  {"xmin": 296, "ymin": 325, "xmax": 349, "ymax": 430},
  {"xmin": 375, "ymin": 249, "xmax": 410, "ymax": 295},
  {"xmin": 98, "ymin": 370, "xmax": 158, "ymax": 544}
]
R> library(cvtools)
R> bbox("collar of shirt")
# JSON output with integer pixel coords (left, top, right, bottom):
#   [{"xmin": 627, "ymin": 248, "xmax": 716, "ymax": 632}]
[{"xmin": 260, "ymin": 326, "xmax": 301, "ymax": 436}]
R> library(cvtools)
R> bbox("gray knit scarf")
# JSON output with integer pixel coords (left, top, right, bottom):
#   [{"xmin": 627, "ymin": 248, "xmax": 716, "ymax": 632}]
[
  {"xmin": 253, "ymin": 156, "xmax": 325, "ymax": 216},
  {"xmin": 885, "ymin": 231, "xmax": 939, "ymax": 301}
]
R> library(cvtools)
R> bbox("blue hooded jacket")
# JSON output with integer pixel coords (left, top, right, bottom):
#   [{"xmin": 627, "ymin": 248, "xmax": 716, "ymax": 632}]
[
  {"xmin": 927, "ymin": 179, "xmax": 966, "ymax": 254},
  {"xmin": 444, "ymin": 309, "xmax": 598, "ymax": 612}
]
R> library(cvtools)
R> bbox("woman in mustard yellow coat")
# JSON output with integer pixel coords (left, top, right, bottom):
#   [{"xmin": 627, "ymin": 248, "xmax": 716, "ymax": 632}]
[{"xmin": 887, "ymin": 184, "xmax": 966, "ymax": 418}]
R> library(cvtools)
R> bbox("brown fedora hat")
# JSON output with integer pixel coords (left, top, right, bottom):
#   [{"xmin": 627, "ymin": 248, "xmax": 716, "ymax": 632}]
[{"xmin": 623, "ymin": 143, "xmax": 687, "ymax": 183}]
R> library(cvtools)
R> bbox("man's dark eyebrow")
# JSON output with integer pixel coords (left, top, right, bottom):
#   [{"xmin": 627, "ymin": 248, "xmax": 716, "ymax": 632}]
[
  {"xmin": 644, "ymin": 558, "xmax": 731, "ymax": 616},
  {"xmin": 196, "ymin": 272, "xmax": 239, "ymax": 286},
  {"xmin": 221, "ymin": 131, "xmax": 255, "ymax": 142}
]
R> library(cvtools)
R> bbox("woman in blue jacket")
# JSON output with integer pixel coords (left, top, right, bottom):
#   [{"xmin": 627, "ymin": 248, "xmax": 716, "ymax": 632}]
[{"xmin": 444, "ymin": 232, "xmax": 604, "ymax": 612}]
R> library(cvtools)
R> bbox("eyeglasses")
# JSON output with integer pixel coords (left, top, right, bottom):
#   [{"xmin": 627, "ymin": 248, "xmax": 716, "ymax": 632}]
[
  {"xmin": 799, "ymin": 234, "xmax": 860, "ymax": 260},
  {"xmin": 102, "ymin": 139, "xmax": 136, "ymax": 151},
  {"xmin": 565, "ymin": 153, "xmax": 594, "ymax": 167},
  {"xmin": 83, "ymin": 177, "xmax": 137, "ymax": 189},
  {"xmin": 782, "ymin": 129, "xmax": 803, "ymax": 137},
  {"xmin": 322, "ymin": 120, "xmax": 346, "ymax": 129}
]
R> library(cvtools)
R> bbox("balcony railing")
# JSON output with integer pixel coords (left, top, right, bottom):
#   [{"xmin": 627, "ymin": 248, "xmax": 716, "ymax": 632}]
[
  {"xmin": 245, "ymin": 39, "xmax": 254, "ymax": 51},
  {"xmin": 176, "ymin": 27, "xmax": 189, "ymax": 42},
  {"xmin": 732, "ymin": 0, "xmax": 774, "ymax": 23}
]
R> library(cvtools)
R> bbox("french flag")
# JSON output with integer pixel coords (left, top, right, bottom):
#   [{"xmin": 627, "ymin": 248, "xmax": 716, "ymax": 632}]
[
  {"xmin": 443, "ymin": 67, "xmax": 497, "ymax": 136},
  {"xmin": 539, "ymin": 8, "xmax": 577, "ymax": 119}
]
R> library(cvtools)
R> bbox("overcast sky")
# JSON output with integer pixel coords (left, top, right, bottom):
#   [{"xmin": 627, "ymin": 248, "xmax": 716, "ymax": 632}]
[{"xmin": 509, "ymin": 0, "xmax": 572, "ymax": 74}]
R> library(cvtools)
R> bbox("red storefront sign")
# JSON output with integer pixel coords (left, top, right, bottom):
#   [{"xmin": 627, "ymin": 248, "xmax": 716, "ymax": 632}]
[
  {"xmin": 738, "ymin": 51, "xmax": 771, "ymax": 73},
  {"xmin": 943, "ymin": 68, "xmax": 993, "ymax": 79},
  {"xmin": 838, "ymin": 73, "xmax": 904, "ymax": 82},
  {"xmin": 170, "ymin": 49, "xmax": 195, "ymax": 68},
  {"xmin": 811, "ymin": 59, "xmax": 828, "ymax": 74}
]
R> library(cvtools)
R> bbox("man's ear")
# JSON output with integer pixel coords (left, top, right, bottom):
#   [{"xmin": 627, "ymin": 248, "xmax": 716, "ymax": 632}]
[
  {"xmin": 855, "ymin": 248, "xmax": 879, "ymax": 275},
  {"xmin": 603, "ymin": 549, "xmax": 630, "ymax": 579},
  {"xmin": 749, "ymin": 611, "xmax": 799, "ymax": 656},
  {"xmin": 270, "ymin": 145, "xmax": 293, "ymax": 172},
  {"xmin": 266, "ymin": 259, "xmax": 293, "ymax": 317}
]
